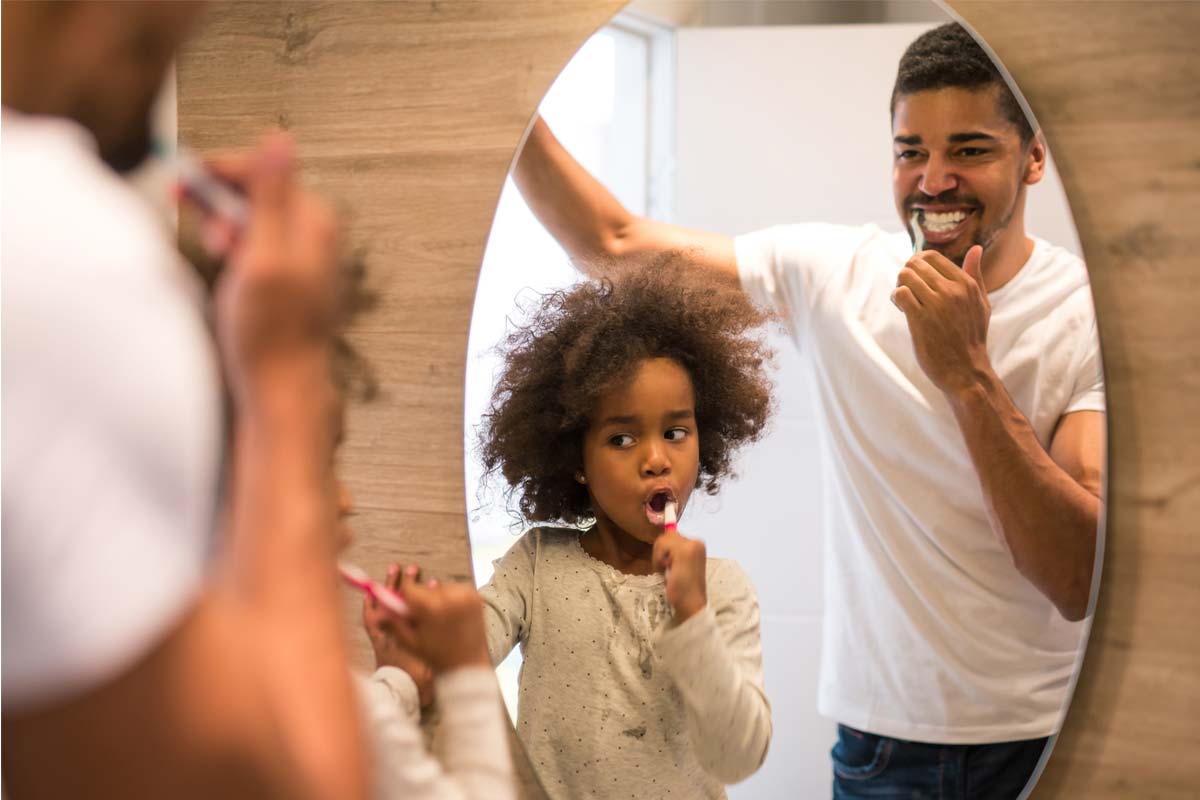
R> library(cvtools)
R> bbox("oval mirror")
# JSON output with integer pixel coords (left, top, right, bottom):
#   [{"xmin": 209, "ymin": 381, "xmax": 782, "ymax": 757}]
[{"xmin": 464, "ymin": 2, "xmax": 1104, "ymax": 797}]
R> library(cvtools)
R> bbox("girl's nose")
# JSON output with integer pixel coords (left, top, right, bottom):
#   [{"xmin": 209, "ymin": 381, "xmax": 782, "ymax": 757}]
[{"xmin": 641, "ymin": 442, "xmax": 670, "ymax": 477}]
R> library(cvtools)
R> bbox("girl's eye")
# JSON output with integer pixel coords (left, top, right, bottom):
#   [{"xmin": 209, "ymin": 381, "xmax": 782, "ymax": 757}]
[
  {"xmin": 664, "ymin": 428, "xmax": 690, "ymax": 442},
  {"xmin": 609, "ymin": 434, "xmax": 634, "ymax": 448}
]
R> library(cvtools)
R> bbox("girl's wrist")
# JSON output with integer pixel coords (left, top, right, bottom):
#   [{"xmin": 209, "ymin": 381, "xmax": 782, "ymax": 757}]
[{"xmin": 673, "ymin": 594, "xmax": 707, "ymax": 622}]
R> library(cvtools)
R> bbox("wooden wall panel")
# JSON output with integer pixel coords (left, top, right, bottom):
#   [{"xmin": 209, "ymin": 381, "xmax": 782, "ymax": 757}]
[
  {"xmin": 946, "ymin": 4, "xmax": 1200, "ymax": 798},
  {"xmin": 179, "ymin": 2, "xmax": 1200, "ymax": 797}
]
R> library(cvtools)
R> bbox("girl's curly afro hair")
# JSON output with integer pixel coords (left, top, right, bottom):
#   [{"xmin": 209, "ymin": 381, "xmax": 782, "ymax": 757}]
[{"xmin": 477, "ymin": 252, "xmax": 775, "ymax": 526}]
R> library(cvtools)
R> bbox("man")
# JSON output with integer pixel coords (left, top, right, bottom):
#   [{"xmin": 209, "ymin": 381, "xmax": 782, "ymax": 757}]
[
  {"xmin": 1, "ymin": 3, "xmax": 368, "ymax": 797},
  {"xmin": 513, "ymin": 22, "xmax": 1104, "ymax": 799}
]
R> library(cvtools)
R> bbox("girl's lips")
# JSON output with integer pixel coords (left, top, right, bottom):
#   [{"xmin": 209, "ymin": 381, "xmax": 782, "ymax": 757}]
[{"xmin": 644, "ymin": 489, "xmax": 677, "ymax": 526}]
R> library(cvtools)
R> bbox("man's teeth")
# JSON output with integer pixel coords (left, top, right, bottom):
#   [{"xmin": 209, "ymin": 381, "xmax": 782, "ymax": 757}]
[{"xmin": 922, "ymin": 211, "xmax": 969, "ymax": 232}]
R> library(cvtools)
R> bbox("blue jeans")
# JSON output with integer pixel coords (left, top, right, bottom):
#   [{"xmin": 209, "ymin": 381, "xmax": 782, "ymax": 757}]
[{"xmin": 831, "ymin": 724, "xmax": 1049, "ymax": 799}]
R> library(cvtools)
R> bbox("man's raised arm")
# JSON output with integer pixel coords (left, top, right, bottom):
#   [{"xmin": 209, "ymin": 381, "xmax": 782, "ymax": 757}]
[{"xmin": 514, "ymin": 116, "xmax": 739, "ymax": 285}]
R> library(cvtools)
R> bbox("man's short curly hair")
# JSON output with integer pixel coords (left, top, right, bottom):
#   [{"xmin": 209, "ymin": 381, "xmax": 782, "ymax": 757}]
[
  {"xmin": 891, "ymin": 22, "xmax": 1034, "ymax": 146},
  {"xmin": 478, "ymin": 253, "xmax": 775, "ymax": 526}
]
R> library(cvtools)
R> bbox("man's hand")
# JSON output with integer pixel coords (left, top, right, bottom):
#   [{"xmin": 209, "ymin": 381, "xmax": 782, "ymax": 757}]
[
  {"xmin": 362, "ymin": 565, "xmax": 436, "ymax": 709},
  {"xmin": 203, "ymin": 133, "xmax": 344, "ymax": 411},
  {"xmin": 892, "ymin": 245, "xmax": 993, "ymax": 397},
  {"xmin": 383, "ymin": 566, "xmax": 492, "ymax": 674},
  {"xmin": 652, "ymin": 529, "xmax": 708, "ymax": 622}
]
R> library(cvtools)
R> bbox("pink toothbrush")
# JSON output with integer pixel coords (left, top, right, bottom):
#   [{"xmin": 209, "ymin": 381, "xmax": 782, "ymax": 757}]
[
  {"xmin": 662, "ymin": 501, "xmax": 678, "ymax": 579},
  {"xmin": 338, "ymin": 561, "xmax": 409, "ymax": 616}
]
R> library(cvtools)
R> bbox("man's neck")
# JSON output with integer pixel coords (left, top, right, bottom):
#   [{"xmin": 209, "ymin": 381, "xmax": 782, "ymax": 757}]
[{"xmin": 980, "ymin": 230, "xmax": 1036, "ymax": 293}]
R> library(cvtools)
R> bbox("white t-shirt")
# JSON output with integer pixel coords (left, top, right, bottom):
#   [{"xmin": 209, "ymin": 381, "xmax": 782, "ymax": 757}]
[
  {"xmin": 736, "ymin": 223, "xmax": 1104, "ymax": 744},
  {"xmin": 2, "ymin": 108, "xmax": 222, "ymax": 708}
]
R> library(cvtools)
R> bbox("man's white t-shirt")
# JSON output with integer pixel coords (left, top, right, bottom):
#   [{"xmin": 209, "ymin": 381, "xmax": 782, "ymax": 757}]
[
  {"xmin": 2, "ymin": 109, "xmax": 222, "ymax": 709},
  {"xmin": 736, "ymin": 223, "xmax": 1104, "ymax": 744}
]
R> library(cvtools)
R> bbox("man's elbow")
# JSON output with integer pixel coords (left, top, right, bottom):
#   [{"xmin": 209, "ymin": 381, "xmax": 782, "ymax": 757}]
[
  {"xmin": 1056, "ymin": 590, "xmax": 1091, "ymax": 623},
  {"xmin": 1053, "ymin": 572, "xmax": 1094, "ymax": 622}
]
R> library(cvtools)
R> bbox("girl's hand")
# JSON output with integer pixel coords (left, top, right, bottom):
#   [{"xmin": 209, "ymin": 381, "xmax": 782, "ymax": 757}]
[
  {"xmin": 362, "ymin": 564, "xmax": 435, "ymax": 708},
  {"xmin": 386, "ymin": 565, "xmax": 492, "ymax": 674},
  {"xmin": 652, "ymin": 529, "xmax": 708, "ymax": 622}
]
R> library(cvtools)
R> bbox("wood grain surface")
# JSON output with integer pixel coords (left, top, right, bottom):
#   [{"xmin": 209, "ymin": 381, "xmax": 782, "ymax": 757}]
[{"xmin": 178, "ymin": 2, "xmax": 1200, "ymax": 797}]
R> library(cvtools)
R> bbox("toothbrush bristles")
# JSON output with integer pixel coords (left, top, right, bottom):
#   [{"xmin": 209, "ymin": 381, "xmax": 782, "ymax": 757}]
[
  {"xmin": 909, "ymin": 210, "xmax": 925, "ymax": 254},
  {"xmin": 664, "ymin": 501, "xmax": 678, "ymax": 528}
]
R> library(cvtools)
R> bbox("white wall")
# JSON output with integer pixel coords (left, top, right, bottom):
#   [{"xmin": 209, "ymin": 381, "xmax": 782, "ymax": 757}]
[{"xmin": 672, "ymin": 23, "xmax": 1082, "ymax": 799}]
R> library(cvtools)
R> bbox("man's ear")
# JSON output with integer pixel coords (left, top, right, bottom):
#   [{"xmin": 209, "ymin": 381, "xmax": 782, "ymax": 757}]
[{"xmin": 1024, "ymin": 131, "xmax": 1048, "ymax": 186}]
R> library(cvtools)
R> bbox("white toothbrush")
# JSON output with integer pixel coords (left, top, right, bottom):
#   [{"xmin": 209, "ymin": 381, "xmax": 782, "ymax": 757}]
[{"xmin": 909, "ymin": 210, "xmax": 925, "ymax": 253}]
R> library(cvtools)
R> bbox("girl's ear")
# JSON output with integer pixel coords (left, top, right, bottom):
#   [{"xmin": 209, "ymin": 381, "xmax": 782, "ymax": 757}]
[{"xmin": 575, "ymin": 470, "xmax": 587, "ymax": 484}]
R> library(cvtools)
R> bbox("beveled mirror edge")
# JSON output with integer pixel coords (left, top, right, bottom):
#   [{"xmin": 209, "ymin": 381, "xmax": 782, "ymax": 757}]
[{"xmin": 945, "ymin": 3, "xmax": 1198, "ymax": 798}]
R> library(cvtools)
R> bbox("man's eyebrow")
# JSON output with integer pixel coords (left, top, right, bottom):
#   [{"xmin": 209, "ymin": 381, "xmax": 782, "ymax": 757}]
[
  {"xmin": 894, "ymin": 134, "xmax": 922, "ymax": 145},
  {"xmin": 948, "ymin": 131, "xmax": 999, "ymax": 143}
]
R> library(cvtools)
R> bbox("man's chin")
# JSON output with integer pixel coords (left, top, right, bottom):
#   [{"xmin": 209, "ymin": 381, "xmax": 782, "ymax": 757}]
[
  {"xmin": 925, "ymin": 240, "xmax": 972, "ymax": 267},
  {"xmin": 100, "ymin": 133, "xmax": 154, "ymax": 175}
]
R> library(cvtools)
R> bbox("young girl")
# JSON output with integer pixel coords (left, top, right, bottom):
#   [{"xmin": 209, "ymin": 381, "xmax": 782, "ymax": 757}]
[{"xmin": 477, "ymin": 255, "xmax": 775, "ymax": 799}]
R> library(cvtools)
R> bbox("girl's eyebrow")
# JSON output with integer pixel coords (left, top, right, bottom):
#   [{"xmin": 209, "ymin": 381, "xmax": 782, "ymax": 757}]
[
  {"xmin": 599, "ymin": 409, "xmax": 694, "ymax": 426},
  {"xmin": 600, "ymin": 414, "xmax": 639, "ymax": 426}
]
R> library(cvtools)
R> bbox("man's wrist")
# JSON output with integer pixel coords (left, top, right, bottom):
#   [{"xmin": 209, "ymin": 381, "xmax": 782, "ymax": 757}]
[
  {"xmin": 946, "ymin": 365, "xmax": 1002, "ymax": 412},
  {"xmin": 237, "ymin": 351, "xmax": 336, "ymax": 426}
]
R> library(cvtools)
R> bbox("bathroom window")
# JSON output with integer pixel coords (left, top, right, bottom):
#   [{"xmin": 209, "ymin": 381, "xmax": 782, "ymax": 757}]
[{"xmin": 464, "ymin": 13, "xmax": 674, "ymax": 718}]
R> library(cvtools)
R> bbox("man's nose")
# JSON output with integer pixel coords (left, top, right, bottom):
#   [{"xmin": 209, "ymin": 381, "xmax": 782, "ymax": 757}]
[{"xmin": 919, "ymin": 153, "xmax": 958, "ymax": 198}]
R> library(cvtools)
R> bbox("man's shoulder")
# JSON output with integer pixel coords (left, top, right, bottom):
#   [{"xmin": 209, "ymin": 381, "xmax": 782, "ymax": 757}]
[
  {"xmin": 3, "ymin": 115, "xmax": 180, "ymax": 289},
  {"xmin": 1019, "ymin": 238, "xmax": 1095, "ymax": 315},
  {"xmin": 739, "ymin": 221, "xmax": 901, "ymax": 254}
]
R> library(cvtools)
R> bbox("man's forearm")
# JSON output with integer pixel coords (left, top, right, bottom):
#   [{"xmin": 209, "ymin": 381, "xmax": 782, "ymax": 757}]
[
  {"xmin": 948, "ymin": 371, "xmax": 1099, "ymax": 621},
  {"xmin": 513, "ymin": 116, "xmax": 636, "ymax": 262},
  {"xmin": 225, "ymin": 361, "xmax": 370, "ymax": 800},
  {"xmin": 513, "ymin": 117, "xmax": 740, "ymax": 282}
]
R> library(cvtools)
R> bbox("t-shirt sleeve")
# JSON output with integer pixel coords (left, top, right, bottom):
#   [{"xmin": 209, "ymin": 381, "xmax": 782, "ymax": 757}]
[
  {"xmin": 478, "ymin": 531, "xmax": 537, "ymax": 666},
  {"xmin": 1064, "ymin": 313, "xmax": 1106, "ymax": 415},
  {"xmin": 735, "ymin": 223, "xmax": 877, "ymax": 345},
  {"xmin": 1, "ymin": 251, "xmax": 219, "ymax": 709}
]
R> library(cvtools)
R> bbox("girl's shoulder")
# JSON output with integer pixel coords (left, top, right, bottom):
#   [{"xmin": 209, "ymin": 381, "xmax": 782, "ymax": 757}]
[
  {"xmin": 507, "ymin": 526, "xmax": 590, "ymax": 564},
  {"xmin": 704, "ymin": 557, "xmax": 759, "ymax": 601}
]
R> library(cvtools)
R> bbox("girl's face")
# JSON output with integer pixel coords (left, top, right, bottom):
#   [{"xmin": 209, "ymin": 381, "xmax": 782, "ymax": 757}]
[{"xmin": 579, "ymin": 358, "xmax": 701, "ymax": 545}]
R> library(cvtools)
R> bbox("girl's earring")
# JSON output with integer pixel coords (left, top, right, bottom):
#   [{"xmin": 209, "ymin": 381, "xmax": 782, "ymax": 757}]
[{"xmin": 575, "ymin": 471, "xmax": 587, "ymax": 484}]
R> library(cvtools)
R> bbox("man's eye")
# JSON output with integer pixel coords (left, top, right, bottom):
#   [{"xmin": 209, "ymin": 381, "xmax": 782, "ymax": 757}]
[
  {"xmin": 609, "ymin": 434, "xmax": 634, "ymax": 447},
  {"xmin": 664, "ymin": 428, "xmax": 690, "ymax": 442},
  {"xmin": 958, "ymin": 147, "xmax": 988, "ymax": 157},
  {"xmin": 896, "ymin": 150, "xmax": 922, "ymax": 161}
]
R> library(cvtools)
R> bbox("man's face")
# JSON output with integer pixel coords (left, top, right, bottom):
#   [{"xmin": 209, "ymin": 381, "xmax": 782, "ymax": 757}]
[
  {"xmin": 892, "ymin": 86, "xmax": 1044, "ymax": 265},
  {"xmin": 64, "ymin": 3, "xmax": 205, "ymax": 172}
]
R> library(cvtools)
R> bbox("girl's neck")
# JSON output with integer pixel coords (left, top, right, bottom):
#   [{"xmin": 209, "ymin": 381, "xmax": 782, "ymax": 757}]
[{"xmin": 580, "ymin": 518, "xmax": 656, "ymax": 576}]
